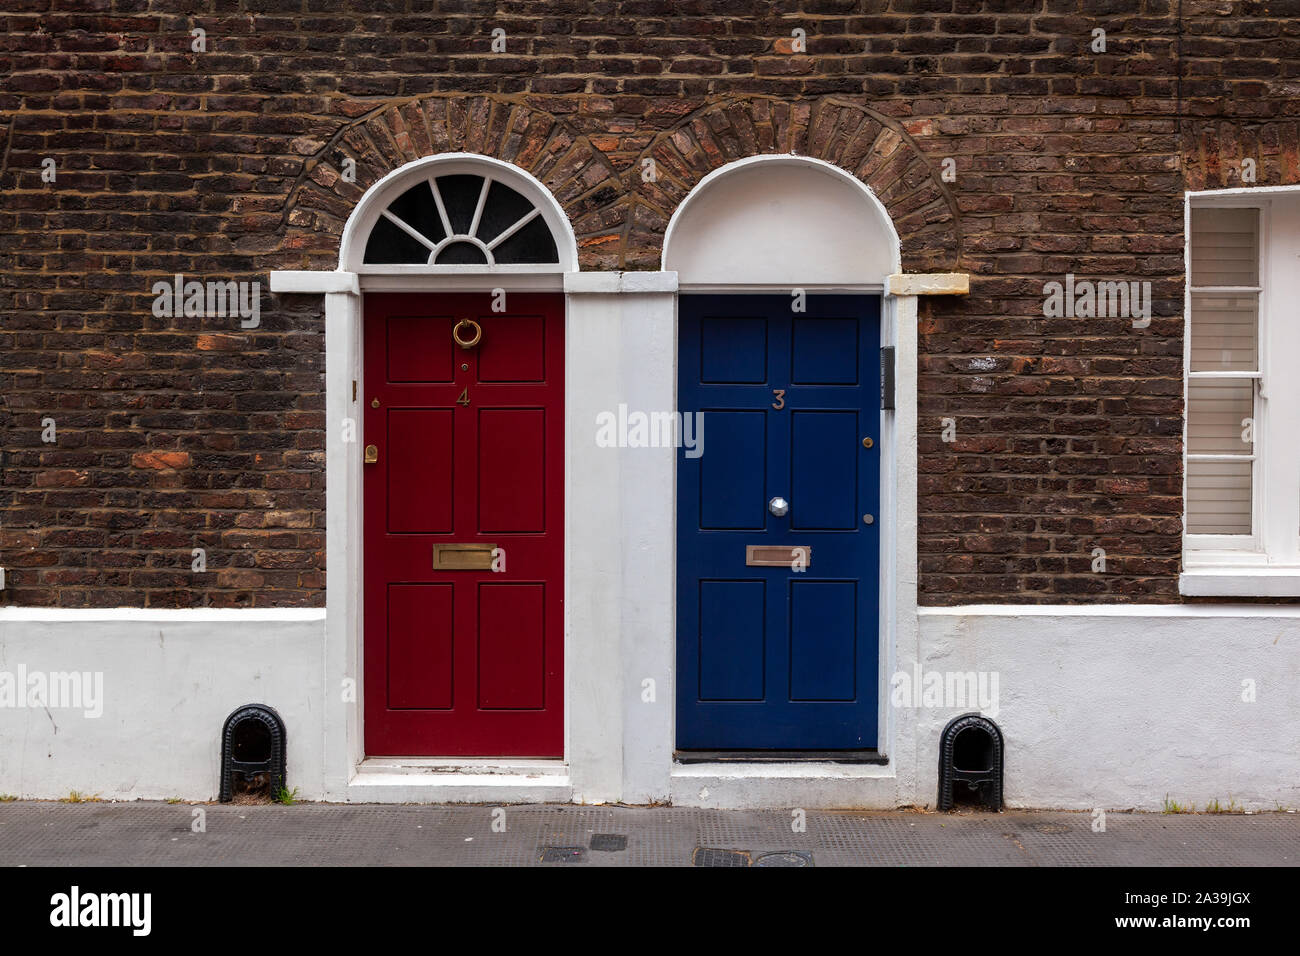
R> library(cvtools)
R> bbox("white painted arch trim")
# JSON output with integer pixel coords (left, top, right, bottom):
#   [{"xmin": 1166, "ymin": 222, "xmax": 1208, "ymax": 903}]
[
  {"xmin": 662, "ymin": 154, "xmax": 903, "ymax": 287},
  {"xmin": 337, "ymin": 152, "xmax": 580, "ymax": 275}
]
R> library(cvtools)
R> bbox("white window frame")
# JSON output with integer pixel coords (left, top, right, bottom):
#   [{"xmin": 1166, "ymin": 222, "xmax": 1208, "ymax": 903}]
[{"xmin": 1182, "ymin": 186, "xmax": 1300, "ymax": 596}]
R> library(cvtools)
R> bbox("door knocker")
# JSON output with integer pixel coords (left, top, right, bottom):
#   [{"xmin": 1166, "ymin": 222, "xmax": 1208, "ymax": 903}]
[{"xmin": 453, "ymin": 318, "xmax": 482, "ymax": 350}]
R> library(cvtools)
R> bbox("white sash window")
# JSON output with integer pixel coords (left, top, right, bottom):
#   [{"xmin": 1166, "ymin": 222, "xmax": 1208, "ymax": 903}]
[{"xmin": 1183, "ymin": 189, "xmax": 1300, "ymax": 595}]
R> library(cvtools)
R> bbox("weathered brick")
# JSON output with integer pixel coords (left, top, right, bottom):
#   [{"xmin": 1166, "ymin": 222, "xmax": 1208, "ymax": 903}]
[{"xmin": 1, "ymin": 4, "xmax": 1294, "ymax": 607}]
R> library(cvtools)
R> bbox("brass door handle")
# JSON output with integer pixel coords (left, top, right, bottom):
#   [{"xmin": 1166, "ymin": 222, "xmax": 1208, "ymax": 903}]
[
  {"xmin": 364, "ymin": 444, "xmax": 378, "ymax": 464},
  {"xmin": 453, "ymin": 318, "xmax": 482, "ymax": 350}
]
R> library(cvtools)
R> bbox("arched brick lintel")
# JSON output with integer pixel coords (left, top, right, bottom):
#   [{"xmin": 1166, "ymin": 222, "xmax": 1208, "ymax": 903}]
[
  {"xmin": 279, "ymin": 94, "xmax": 961, "ymax": 274},
  {"xmin": 280, "ymin": 94, "xmax": 628, "ymax": 271},
  {"xmin": 626, "ymin": 96, "xmax": 963, "ymax": 274}
]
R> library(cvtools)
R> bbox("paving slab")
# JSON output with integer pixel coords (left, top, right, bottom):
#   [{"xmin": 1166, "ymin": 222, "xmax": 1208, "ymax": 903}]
[{"xmin": 1, "ymin": 802, "xmax": 1296, "ymax": 867}]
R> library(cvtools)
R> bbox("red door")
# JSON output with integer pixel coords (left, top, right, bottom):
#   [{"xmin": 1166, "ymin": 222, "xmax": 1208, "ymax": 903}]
[{"xmin": 363, "ymin": 292, "xmax": 563, "ymax": 757}]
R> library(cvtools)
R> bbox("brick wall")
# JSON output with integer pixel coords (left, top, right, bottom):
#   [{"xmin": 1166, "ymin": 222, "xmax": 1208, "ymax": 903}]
[{"xmin": 1, "ymin": 1, "xmax": 1298, "ymax": 607}]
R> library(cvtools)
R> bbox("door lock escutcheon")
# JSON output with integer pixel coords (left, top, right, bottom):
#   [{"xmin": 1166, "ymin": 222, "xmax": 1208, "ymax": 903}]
[
  {"xmin": 862, "ymin": 436, "xmax": 874, "ymax": 449},
  {"xmin": 364, "ymin": 444, "xmax": 378, "ymax": 464}
]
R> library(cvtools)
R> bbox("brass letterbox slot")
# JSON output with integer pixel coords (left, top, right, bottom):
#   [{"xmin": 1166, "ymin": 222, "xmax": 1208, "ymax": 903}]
[
  {"xmin": 432, "ymin": 543, "xmax": 496, "ymax": 570},
  {"xmin": 745, "ymin": 545, "xmax": 811, "ymax": 568}
]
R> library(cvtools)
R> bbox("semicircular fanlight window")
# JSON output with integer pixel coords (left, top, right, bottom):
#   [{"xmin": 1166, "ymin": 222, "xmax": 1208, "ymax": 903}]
[{"xmin": 363, "ymin": 173, "xmax": 560, "ymax": 266}]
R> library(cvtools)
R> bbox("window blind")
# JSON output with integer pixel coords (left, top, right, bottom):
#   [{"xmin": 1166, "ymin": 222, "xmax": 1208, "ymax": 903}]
[{"xmin": 1187, "ymin": 206, "xmax": 1260, "ymax": 536}]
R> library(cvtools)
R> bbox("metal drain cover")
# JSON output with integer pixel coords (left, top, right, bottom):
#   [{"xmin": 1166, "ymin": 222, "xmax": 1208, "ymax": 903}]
[
  {"xmin": 539, "ymin": 846, "xmax": 585, "ymax": 863},
  {"xmin": 753, "ymin": 851, "xmax": 814, "ymax": 867},
  {"xmin": 692, "ymin": 847, "xmax": 752, "ymax": 867},
  {"xmin": 589, "ymin": 833, "xmax": 627, "ymax": 852}
]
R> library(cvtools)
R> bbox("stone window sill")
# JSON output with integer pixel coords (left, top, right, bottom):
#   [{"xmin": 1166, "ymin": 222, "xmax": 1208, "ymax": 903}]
[{"xmin": 1179, "ymin": 567, "xmax": 1300, "ymax": 597}]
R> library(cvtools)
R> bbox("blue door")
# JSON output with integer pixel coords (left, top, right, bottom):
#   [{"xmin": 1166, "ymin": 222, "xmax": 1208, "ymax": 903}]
[{"xmin": 677, "ymin": 294, "xmax": 881, "ymax": 751}]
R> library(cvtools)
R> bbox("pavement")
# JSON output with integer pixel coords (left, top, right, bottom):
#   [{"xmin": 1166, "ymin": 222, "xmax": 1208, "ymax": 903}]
[{"xmin": 1, "ymin": 802, "xmax": 1297, "ymax": 866}]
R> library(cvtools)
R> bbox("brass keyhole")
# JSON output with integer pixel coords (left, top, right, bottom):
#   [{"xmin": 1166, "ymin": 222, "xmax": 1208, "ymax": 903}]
[{"xmin": 862, "ymin": 437, "xmax": 874, "ymax": 449}]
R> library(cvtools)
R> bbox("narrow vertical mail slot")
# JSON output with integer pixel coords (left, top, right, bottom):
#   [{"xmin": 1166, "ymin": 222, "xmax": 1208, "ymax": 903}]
[
  {"xmin": 433, "ymin": 543, "xmax": 497, "ymax": 570},
  {"xmin": 880, "ymin": 346, "xmax": 895, "ymax": 410},
  {"xmin": 746, "ymin": 545, "xmax": 811, "ymax": 567}
]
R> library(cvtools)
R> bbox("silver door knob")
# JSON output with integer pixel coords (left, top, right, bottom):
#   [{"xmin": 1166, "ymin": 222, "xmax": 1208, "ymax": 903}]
[{"xmin": 768, "ymin": 496, "xmax": 789, "ymax": 517}]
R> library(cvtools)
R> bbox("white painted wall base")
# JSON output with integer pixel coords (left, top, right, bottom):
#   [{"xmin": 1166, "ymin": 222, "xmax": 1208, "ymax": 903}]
[
  {"xmin": 3, "ymin": 604, "xmax": 1298, "ymax": 810},
  {"xmin": 0, "ymin": 609, "xmax": 326, "ymax": 801},
  {"xmin": 918, "ymin": 605, "xmax": 1300, "ymax": 812}
]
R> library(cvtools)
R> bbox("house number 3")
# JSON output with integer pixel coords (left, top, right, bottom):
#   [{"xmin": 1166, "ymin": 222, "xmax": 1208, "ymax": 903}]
[{"xmin": 771, "ymin": 389, "xmax": 785, "ymax": 410}]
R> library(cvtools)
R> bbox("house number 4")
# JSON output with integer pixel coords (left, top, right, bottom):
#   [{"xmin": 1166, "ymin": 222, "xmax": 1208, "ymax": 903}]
[
  {"xmin": 456, "ymin": 388, "xmax": 470, "ymax": 406},
  {"xmin": 771, "ymin": 389, "xmax": 785, "ymax": 410}
]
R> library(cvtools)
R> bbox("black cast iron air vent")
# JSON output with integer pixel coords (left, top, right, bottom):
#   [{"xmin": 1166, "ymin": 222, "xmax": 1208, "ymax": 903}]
[
  {"xmin": 219, "ymin": 704, "xmax": 287, "ymax": 803},
  {"xmin": 938, "ymin": 712, "xmax": 1004, "ymax": 812}
]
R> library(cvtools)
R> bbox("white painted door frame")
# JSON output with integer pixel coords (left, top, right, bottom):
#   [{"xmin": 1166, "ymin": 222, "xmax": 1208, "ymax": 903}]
[
  {"xmin": 268, "ymin": 268, "xmax": 935, "ymax": 806},
  {"xmin": 656, "ymin": 286, "xmax": 918, "ymax": 808},
  {"xmin": 274, "ymin": 272, "xmax": 583, "ymax": 802}
]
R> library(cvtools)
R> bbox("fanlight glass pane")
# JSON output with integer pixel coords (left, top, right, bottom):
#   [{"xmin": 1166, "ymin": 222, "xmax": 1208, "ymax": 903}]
[
  {"xmin": 1188, "ymin": 379, "xmax": 1254, "ymax": 455},
  {"xmin": 493, "ymin": 215, "xmax": 559, "ymax": 264},
  {"xmin": 364, "ymin": 215, "xmax": 430, "ymax": 264},
  {"xmin": 363, "ymin": 170, "xmax": 561, "ymax": 267},
  {"xmin": 1186, "ymin": 459, "xmax": 1252, "ymax": 534},
  {"xmin": 436, "ymin": 241, "xmax": 489, "ymax": 265},
  {"xmin": 478, "ymin": 180, "xmax": 537, "ymax": 244},
  {"xmin": 435, "ymin": 174, "xmax": 484, "ymax": 235},
  {"xmin": 1190, "ymin": 292, "xmax": 1258, "ymax": 372},
  {"xmin": 388, "ymin": 182, "xmax": 445, "ymax": 245}
]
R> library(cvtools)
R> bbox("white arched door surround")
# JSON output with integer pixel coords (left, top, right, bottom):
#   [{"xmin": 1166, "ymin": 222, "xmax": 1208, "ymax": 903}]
[
  {"xmin": 663, "ymin": 154, "xmax": 901, "ymax": 289},
  {"xmin": 654, "ymin": 153, "xmax": 920, "ymax": 809},
  {"xmin": 270, "ymin": 149, "xmax": 962, "ymax": 808},
  {"xmin": 272, "ymin": 152, "xmax": 624, "ymax": 804}
]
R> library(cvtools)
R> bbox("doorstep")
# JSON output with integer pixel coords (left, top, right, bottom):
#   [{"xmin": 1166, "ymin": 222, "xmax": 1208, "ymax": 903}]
[
  {"xmin": 670, "ymin": 759, "xmax": 900, "ymax": 810},
  {"xmin": 675, "ymin": 749, "xmax": 888, "ymax": 764},
  {"xmin": 343, "ymin": 758, "xmax": 572, "ymax": 804}
]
